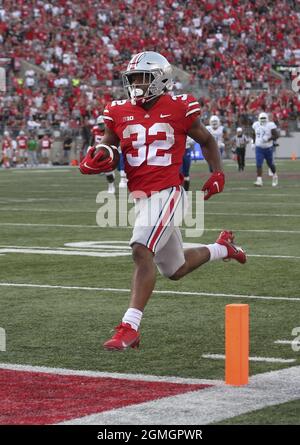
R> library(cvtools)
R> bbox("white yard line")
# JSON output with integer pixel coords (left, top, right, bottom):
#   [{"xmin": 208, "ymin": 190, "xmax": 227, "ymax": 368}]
[
  {"xmin": 1, "ymin": 222, "xmax": 300, "ymax": 234},
  {"xmin": 1, "ymin": 208, "xmax": 300, "ymax": 217},
  {"xmin": 0, "ymin": 282, "xmax": 299, "ymax": 302},
  {"xmin": 0, "ymin": 248, "xmax": 131, "ymax": 258},
  {"xmin": 0, "ymin": 246, "xmax": 299, "ymax": 260},
  {"xmin": 202, "ymin": 354, "xmax": 296, "ymax": 363},
  {"xmin": 274, "ymin": 340, "xmax": 300, "ymax": 345},
  {"xmin": 206, "ymin": 212, "xmax": 300, "ymax": 218}
]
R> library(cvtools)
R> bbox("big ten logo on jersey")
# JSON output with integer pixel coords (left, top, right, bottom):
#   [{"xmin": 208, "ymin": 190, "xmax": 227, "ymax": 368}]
[
  {"xmin": 171, "ymin": 94, "xmax": 188, "ymax": 101},
  {"xmin": 123, "ymin": 116, "xmax": 134, "ymax": 122},
  {"xmin": 0, "ymin": 327, "xmax": 6, "ymax": 352}
]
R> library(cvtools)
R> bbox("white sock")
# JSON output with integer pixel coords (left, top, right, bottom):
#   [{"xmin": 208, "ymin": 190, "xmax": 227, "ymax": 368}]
[
  {"xmin": 122, "ymin": 308, "xmax": 143, "ymax": 331},
  {"xmin": 206, "ymin": 243, "xmax": 228, "ymax": 261}
]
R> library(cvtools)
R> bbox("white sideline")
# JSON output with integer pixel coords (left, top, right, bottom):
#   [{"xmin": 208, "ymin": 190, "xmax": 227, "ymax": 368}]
[
  {"xmin": 59, "ymin": 366, "xmax": 300, "ymax": 425},
  {"xmin": 0, "ymin": 362, "xmax": 299, "ymax": 425},
  {"xmin": 0, "ymin": 282, "xmax": 299, "ymax": 302},
  {"xmin": 0, "ymin": 362, "xmax": 221, "ymax": 386},
  {"xmin": 202, "ymin": 354, "xmax": 296, "ymax": 363}
]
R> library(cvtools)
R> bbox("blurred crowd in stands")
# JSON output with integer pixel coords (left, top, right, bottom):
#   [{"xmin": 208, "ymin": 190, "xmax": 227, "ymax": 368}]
[{"xmin": 0, "ymin": 0, "xmax": 300, "ymax": 161}]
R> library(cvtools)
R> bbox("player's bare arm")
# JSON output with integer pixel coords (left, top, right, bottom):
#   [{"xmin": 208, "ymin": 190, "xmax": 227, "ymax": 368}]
[{"xmin": 188, "ymin": 118, "xmax": 223, "ymax": 172}]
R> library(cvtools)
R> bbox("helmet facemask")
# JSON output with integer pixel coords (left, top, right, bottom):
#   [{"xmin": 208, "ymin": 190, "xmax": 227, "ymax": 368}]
[
  {"xmin": 123, "ymin": 70, "xmax": 171, "ymax": 105},
  {"xmin": 122, "ymin": 52, "xmax": 173, "ymax": 105},
  {"xmin": 258, "ymin": 113, "xmax": 268, "ymax": 126}
]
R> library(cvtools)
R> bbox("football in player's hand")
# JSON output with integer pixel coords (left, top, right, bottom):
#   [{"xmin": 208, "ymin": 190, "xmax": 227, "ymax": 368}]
[{"xmin": 95, "ymin": 144, "xmax": 120, "ymax": 171}]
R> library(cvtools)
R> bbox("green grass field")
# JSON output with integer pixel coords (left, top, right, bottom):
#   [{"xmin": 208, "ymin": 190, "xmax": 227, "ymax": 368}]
[{"xmin": 0, "ymin": 159, "xmax": 299, "ymax": 424}]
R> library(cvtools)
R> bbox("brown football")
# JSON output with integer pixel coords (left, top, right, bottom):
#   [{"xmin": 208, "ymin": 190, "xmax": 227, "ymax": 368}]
[{"xmin": 95, "ymin": 144, "xmax": 120, "ymax": 170}]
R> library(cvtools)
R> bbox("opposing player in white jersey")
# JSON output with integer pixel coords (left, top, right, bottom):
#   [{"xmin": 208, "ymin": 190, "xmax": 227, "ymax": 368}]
[
  {"xmin": 252, "ymin": 112, "xmax": 279, "ymax": 187},
  {"xmin": 206, "ymin": 115, "xmax": 226, "ymax": 167}
]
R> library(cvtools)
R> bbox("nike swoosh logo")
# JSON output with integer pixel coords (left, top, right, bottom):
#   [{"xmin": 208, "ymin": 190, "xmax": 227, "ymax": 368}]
[
  {"xmin": 83, "ymin": 162, "xmax": 99, "ymax": 171},
  {"xmin": 160, "ymin": 114, "xmax": 171, "ymax": 118},
  {"xmin": 213, "ymin": 181, "xmax": 220, "ymax": 192}
]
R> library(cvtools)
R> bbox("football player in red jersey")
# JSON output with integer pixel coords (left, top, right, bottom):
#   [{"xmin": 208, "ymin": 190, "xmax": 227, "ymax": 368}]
[
  {"xmin": 16, "ymin": 130, "xmax": 28, "ymax": 167},
  {"xmin": 80, "ymin": 51, "xmax": 246, "ymax": 350}
]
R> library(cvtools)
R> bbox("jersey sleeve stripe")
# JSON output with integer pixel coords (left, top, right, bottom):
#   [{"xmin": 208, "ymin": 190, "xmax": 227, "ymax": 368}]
[
  {"xmin": 103, "ymin": 116, "xmax": 114, "ymax": 121},
  {"xmin": 188, "ymin": 101, "xmax": 199, "ymax": 107},
  {"xmin": 185, "ymin": 108, "xmax": 201, "ymax": 117}
]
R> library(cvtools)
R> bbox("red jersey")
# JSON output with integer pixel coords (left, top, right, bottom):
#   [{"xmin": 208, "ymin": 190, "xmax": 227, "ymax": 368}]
[
  {"xmin": 41, "ymin": 137, "xmax": 52, "ymax": 149},
  {"xmin": 92, "ymin": 126, "xmax": 104, "ymax": 144},
  {"xmin": 16, "ymin": 136, "xmax": 28, "ymax": 149},
  {"xmin": 103, "ymin": 94, "xmax": 200, "ymax": 195},
  {"xmin": 2, "ymin": 137, "xmax": 12, "ymax": 151}
]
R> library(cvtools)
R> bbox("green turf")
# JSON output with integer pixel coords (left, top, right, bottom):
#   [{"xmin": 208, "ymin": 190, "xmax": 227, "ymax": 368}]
[
  {"xmin": 0, "ymin": 160, "xmax": 300, "ymax": 424},
  {"xmin": 214, "ymin": 399, "xmax": 300, "ymax": 425}
]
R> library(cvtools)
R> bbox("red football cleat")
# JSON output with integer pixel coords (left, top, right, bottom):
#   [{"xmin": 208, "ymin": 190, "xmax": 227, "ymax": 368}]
[
  {"xmin": 103, "ymin": 322, "xmax": 140, "ymax": 351},
  {"xmin": 216, "ymin": 230, "xmax": 247, "ymax": 264}
]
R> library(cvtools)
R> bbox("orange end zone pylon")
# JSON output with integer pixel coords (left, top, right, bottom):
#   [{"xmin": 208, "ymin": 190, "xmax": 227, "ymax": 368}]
[{"xmin": 225, "ymin": 304, "xmax": 249, "ymax": 386}]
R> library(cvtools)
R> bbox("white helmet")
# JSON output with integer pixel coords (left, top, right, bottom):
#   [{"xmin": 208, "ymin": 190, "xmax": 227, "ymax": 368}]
[
  {"xmin": 96, "ymin": 115, "xmax": 104, "ymax": 125},
  {"xmin": 258, "ymin": 112, "xmax": 268, "ymax": 125},
  {"xmin": 19, "ymin": 130, "xmax": 25, "ymax": 135},
  {"xmin": 122, "ymin": 51, "xmax": 173, "ymax": 105},
  {"xmin": 4, "ymin": 131, "xmax": 9, "ymax": 137},
  {"xmin": 237, "ymin": 127, "xmax": 243, "ymax": 133},
  {"xmin": 209, "ymin": 115, "xmax": 220, "ymax": 129}
]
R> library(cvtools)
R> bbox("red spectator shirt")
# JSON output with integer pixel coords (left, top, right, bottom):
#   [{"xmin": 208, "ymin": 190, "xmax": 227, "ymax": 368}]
[
  {"xmin": 16, "ymin": 136, "xmax": 28, "ymax": 150},
  {"xmin": 41, "ymin": 137, "xmax": 52, "ymax": 149},
  {"xmin": 103, "ymin": 94, "xmax": 200, "ymax": 195},
  {"xmin": 2, "ymin": 137, "xmax": 12, "ymax": 151}
]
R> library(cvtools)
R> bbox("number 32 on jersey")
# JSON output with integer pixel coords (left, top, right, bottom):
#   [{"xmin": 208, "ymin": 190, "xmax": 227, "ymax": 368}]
[{"xmin": 123, "ymin": 123, "xmax": 175, "ymax": 167}]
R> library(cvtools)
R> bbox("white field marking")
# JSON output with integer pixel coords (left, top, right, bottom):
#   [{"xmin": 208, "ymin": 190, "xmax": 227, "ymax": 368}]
[
  {"xmin": 0, "ymin": 243, "xmax": 131, "ymax": 251},
  {"xmin": 11, "ymin": 169, "xmax": 73, "ymax": 173},
  {"xmin": 0, "ymin": 223, "xmax": 104, "ymax": 228},
  {"xmin": 0, "ymin": 222, "xmax": 300, "ymax": 235},
  {"xmin": 0, "ymin": 248, "xmax": 131, "ymax": 258},
  {"xmin": 0, "ymin": 282, "xmax": 299, "ymax": 302},
  {"xmin": 1, "ymin": 245, "xmax": 299, "ymax": 260},
  {"xmin": 209, "ymin": 203, "xmax": 300, "ymax": 207},
  {"xmin": 58, "ymin": 366, "xmax": 300, "ymax": 425},
  {"xmin": 202, "ymin": 354, "xmax": 296, "ymax": 364},
  {"xmin": 274, "ymin": 340, "xmax": 300, "ymax": 345},
  {"xmin": 0, "ymin": 362, "xmax": 221, "ymax": 386},
  {"xmin": 248, "ymin": 254, "xmax": 300, "ymax": 259},
  {"xmin": 216, "ymin": 193, "xmax": 300, "ymax": 197},
  {"xmin": 0, "ymin": 198, "xmax": 89, "ymax": 203},
  {"xmin": 205, "ymin": 212, "xmax": 300, "ymax": 218},
  {"xmin": 0, "ymin": 362, "xmax": 299, "ymax": 425},
  {"xmin": 1, "ymin": 207, "xmax": 300, "ymax": 218}
]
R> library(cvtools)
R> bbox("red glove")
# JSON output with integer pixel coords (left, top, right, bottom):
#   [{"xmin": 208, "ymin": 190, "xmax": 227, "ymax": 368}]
[
  {"xmin": 79, "ymin": 146, "xmax": 113, "ymax": 175},
  {"xmin": 201, "ymin": 171, "xmax": 225, "ymax": 200}
]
